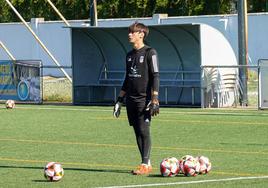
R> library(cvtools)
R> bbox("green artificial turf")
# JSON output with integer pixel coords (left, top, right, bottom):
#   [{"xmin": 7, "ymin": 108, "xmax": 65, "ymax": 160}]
[{"xmin": 0, "ymin": 105, "xmax": 267, "ymax": 187}]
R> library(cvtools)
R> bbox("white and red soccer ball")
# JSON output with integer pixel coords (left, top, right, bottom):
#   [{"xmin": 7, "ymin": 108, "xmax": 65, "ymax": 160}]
[
  {"xmin": 178, "ymin": 155, "xmax": 211, "ymax": 176},
  {"xmin": 196, "ymin": 156, "xmax": 212, "ymax": 174},
  {"xmin": 179, "ymin": 155, "xmax": 200, "ymax": 177},
  {"xmin": 5, "ymin": 100, "xmax": 15, "ymax": 109},
  {"xmin": 44, "ymin": 162, "xmax": 64, "ymax": 181},
  {"xmin": 180, "ymin": 155, "xmax": 195, "ymax": 162},
  {"xmin": 160, "ymin": 157, "xmax": 180, "ymax": 177}
]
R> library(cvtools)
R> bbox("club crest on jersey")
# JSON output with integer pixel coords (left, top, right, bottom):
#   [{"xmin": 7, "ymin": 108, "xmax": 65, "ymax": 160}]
[
  {"xmin": 145, "ymin": 118, "xmax": 150, "ymax": 123},
  {"xmin": 139, "ymin": 56, "xmax": 144, "ymax": 63}
]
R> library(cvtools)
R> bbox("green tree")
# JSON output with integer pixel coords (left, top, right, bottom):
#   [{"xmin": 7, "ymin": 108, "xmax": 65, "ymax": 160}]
[
  {"xmin": 0, "ymin": 0, "xmax": 89, "ymax": 22},
  {"xmin": 248, "ymin": 0, "xmax": 268, "ymax": 12},
  {"xmin": 0, "ymin": 0, "xmax": 12, "ymax": 22},
  {"xmin": 0, "ymin": 0, "xmax": 268, "ymax": 23}
]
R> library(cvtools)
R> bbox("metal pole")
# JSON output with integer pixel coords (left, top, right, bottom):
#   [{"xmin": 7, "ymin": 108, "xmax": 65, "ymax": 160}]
[
  {"xmin": 45, "ymin": 0, "xmax": 71, "ymax": 27},
  {"xmin": 238, "ymin": 0, "xmax": 248, "ymax": 106},
  {"xmin": 90, "ymin": 0, "xmax": 98, "ymax": 26},
  {"xmin": 4, "ymin": 0, "xmax": 72, "ymax": 83},
  {"xmin": 0, "ymin": 41, "xmax": 16, "ymax": 60}
]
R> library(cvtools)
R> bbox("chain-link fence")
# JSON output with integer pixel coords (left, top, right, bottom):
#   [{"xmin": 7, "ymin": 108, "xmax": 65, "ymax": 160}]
[
  {"xmin": 41, "ymin": 66, "xmax": 72, "ymax": 104},
  {"xmin": 41, "ymin": 64, "xmax": 266, "ymax": 108}
]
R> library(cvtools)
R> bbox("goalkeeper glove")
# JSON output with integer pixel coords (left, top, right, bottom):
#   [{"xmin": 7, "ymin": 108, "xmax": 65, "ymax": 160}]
[
  {"xmin": 113, "ymin": 96, "xmax": 124, "ymax": 118},
  {"xmin": 146, "ymin": 96, "xmax": 159, "ymax": 116}
]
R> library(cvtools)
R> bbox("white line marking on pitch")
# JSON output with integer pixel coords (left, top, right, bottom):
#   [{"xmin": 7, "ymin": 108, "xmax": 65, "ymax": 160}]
[
  {"xmin": 95, "ymin": 176, "xmax": 268, "ymax": 188},
  {"xmin": 16, "ymin": 106, "xmax": 266, "ymax": 116}
]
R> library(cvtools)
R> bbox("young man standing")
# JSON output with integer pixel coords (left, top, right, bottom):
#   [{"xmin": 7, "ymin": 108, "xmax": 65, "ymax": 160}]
[{"xmin": 113, "ymin": 22, "xmax": 160, "ymax": 175}]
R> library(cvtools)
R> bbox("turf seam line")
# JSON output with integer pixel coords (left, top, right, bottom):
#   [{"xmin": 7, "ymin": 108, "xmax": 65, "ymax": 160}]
[{"xmin": 1, "ymin": 138, "xmax": 267, "ymax": 155}]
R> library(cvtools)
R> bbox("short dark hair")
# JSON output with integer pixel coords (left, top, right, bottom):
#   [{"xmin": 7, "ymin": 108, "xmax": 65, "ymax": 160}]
[{"xmin": 128, "ymin": 22, "xmax": 149, "ymax": 38}]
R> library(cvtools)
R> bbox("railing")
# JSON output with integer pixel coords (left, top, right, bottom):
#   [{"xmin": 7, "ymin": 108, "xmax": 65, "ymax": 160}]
[
  {"xmin": 99, "ymin": 64, "xmax": 201, "ymax": 85},
  {"xmin": 97, "ymin": 65, "xmax": 201, "ymax": 105}
]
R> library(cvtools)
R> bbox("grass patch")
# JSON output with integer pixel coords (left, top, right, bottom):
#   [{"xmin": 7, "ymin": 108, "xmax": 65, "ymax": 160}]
[{"xmin": 1, "ymin": 105, "xmax": 267, "ymax": 187}]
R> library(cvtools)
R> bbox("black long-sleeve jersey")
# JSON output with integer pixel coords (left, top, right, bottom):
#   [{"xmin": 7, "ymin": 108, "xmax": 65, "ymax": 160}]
[{"xmin": 121, "ymin": 45, "xmax": 159, "ymax": 101}]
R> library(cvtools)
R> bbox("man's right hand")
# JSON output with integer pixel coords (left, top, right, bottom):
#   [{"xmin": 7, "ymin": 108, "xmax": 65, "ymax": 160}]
[
  {"xmin": 113, "ymin": 96, "xmax": 124, "ymax": 118},
  {"xmin": 146, "ymin": 97, "xmax": 159, "ymax": 116}
]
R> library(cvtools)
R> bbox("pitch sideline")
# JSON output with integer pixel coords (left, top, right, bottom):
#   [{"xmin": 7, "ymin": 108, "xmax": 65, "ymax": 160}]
[
  {"xmin": 15, "ymin": 105, "xmax": 267, "ymax": 116},
  {"xmin": 13, "ymin": 106, "xmax": 268, "ymax": 126},
  {"xmin": 96, "ymin": 176, "xmax": 268, "ymax": 188}
]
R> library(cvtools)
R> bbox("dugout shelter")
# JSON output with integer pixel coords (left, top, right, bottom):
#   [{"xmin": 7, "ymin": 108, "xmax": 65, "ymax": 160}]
[{"xmin": 70, "ymin": 23, "xmax": 237, "ymax": 106}]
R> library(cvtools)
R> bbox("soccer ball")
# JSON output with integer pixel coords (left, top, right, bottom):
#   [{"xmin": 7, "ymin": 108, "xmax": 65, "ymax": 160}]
[
  {"xmin": 5, "ymin": 100, "xmax": 15, "ymax": 109},
  {"xmin": 180, "ymin": 157, "xmax": 200, "ymax": 177},
  {"xmin": 44, "ymin": 162, "xmax": 64, "ymax": 181},
  {"xmin": 197, "ymin": 156, "xmax": 212, "ymax": 174},
  {"xmin": 160, "ymin": 157, "xmax": 180, "ymax": 177},
  {"xmin": 180, "ymin": 155, "xmax": 195, "ymax": 161},
  {"xmin": 178, "ymin": 159, "xmax": 184, "ymax": 173}
]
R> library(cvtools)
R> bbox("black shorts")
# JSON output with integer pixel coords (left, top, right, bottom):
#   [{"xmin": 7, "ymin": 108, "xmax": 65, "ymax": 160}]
[{"xmin": 126, "ymin": 99, "xmax": 151, "ymax": 127}]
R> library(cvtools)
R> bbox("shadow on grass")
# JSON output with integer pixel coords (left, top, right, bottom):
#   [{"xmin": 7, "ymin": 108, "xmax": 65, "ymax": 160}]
[
  {"xmin": 149, "ymin": 174, "xmax": 185, "ymax": 178},
  {"xmin": 0, "ymin": 165, "xmax": 130, "ymax": 174},
  {"xmin": 32, "ymin": 180, "xmax": 49, "ymax": 183}
]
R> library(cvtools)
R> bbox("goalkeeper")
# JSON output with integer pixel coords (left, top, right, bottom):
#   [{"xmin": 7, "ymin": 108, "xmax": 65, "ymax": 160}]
[{"xmin": 113, "ymin": 22, "xmax": 160, "ymax": 175}]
